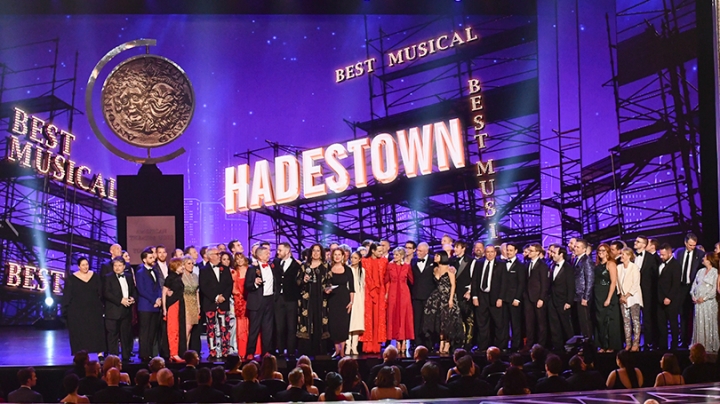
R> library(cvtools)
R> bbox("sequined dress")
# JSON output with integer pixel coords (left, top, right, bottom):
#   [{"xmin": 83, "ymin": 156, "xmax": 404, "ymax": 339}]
[
  {"xmin": 182, "ymin": 271, "xmax": 200, "ymax": 327},
  {"xmin": 690, "ymin": 267, "xmax": 719, "ymax": 352}
]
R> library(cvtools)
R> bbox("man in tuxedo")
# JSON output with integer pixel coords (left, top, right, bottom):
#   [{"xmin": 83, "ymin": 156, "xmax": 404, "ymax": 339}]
[
  {"xmin": 451, "ymin": 240, "xmax": 474, "ymax": 349},
  {"xmin": 103, "ymin": 257, "xmax": 137, "ymax": 361},
  {"xmin": 100, "ymin": 243, "xmax": 123, "ymax": 277},
  {"xmin": 275, "ymin": 367, "xmax": 318, "ymax": 402},
  {"xmin": 656, "ymin": 243, "xmax": 681, "ymax": 349},
  {"xmin": 409, "ymin": 362, "xmax": 450, "ymax": 399},
  {"xmin": 404, "ymin": 346, "xmax": 429, "ymax": 389},
  {"xmin": 634, "ymin": 235, "xmax": 659, "ymax": 350},
  {"xmin": 135, "ymin": 247, "xmax": 161, "ymax": 361},
  {"xmin": 502, "ymin": 243, "xmax": 526, "ymax": 351},
  {"xmin": 199, "ymin": 247, "xmax": 233, "ymax": 360},
  {"xmin": 199, "ymin": 246, "xmax": 209, "ymax": 268},
  {"xmin": 8, "ymin": 367, "xmax": 43, "ymax": 403},
  {"xmin": 178, "ymin": 350, "xmax": 200, "ymax": 383},
  {"xmin": 144, "ymin": 368, "xmax": 184, "ymax": 403},
  {"xmin": 523, "ymin": 243, "xmax": 549, "ymax": 350},
  {"xmin": 572, "ymin": 239, "xmax": 594, "ymax": 339},
  {"xmin": 411, "ymin": 242, "xmax": 434, "ymax": 348},
  {"xmin": 548, "ymin": 247, "xmax": 574, "ymax": 351},
  {"xmin": 246, "ymin": 246, "xmax": 275, "ymax": 357},
  {"xmin": 675, "ymin": 233, "xmax": 705, "ymax": 347},
  {"xmin": 471, "ymin": 244, "xmax": 507, "ymax": 352},
  {"xmin": 273, "ymin": 242, "xmax": 300, "ymax": 356}
]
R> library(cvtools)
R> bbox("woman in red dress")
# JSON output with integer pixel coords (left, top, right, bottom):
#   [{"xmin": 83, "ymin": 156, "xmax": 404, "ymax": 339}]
[
  {"xmin": 231, "ymin": 253, "xmax": 260, "ymax": 359},
  {"xmin": 361, "ymin": 243, "xmax": 388, "ymax": 354},
  {"xmin": 385, "ymin": 247, "xmax": 414, "ymax": 354}
]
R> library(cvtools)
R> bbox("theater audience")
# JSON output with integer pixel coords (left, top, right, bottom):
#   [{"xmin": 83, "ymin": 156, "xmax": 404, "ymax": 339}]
[
  {"xmin": 178, "ymin": 350, "xmax": 200, "ymax": 383},
  {"xmin": 225, "ymin": 354, "xmax": 243, "ymax": 379},
  {"xmin": 60, "ymin": 374, "xmax": 89, "ymax": 404},
  {"xmin": 92, "ymin": 368, "xmax": 140, "ymax": 403},
  {"xmin": 185, "ymin": 367, "xmax": 228, "ymax": 403},
  {"xmin": 259, "ymin": 353, "xmax": 284, "ymax": 381},
  {"xmin": 368, "ymin": 345, "xmax": 402, "ymax": 388},
  {"xmin": 66, "ymin": 351, "xmax": 89, "ymax": 379},
  {"xmin": 339, "ymin": 357, "xmax": 369, "ymax": 399},
  {"xmin": 319, "ymin": 372, "xmax": 354, "ymax": 401},
  {"xmin": 101, "ymin": 355, "xmax": 131, "ymax": 385},
  {"xmin": 534, "ymin": 354, "xmax": 570, "ymax": 393},
  {"xmin": 497, "ymin": 367, "xmax": 531, "ymax": 396},
  {"xmin": 370, "ymin": 367, "xmax": 403, "ymax": 400},
  {"xmin": 480, "ymin": 346, "xmax": 510, "ymax": 379},
  {"xmin": 565, "ymin": 355, "xmax": 605, "ymax": 392},
  {"xmin": 404, "ymin": 345, "xmax": 428, "ymax": 389},
  {"xmin": 148, "ymin": 357, "xmax": 166, "ymax": 386},
  {"xmin": 144, "ymin": 368, "xmax": 184, "ymax": 403},
  {"xmin": 298, "ymin": 355, "xmax": 320, "ymax": 379},
  {"xmin": 654, "ymin": 353, "xmax": 685, "ymax": 387},
  {"xmin": 391, "ymin": 365, "xmax": 408, "ymax": 398},
  {"xmin": 78, "ymin": 361, "xmax": 107, "ymax": 396},
  {"xmin": 445, "ymin": 348, "xmax": 467, "ymax": 381},
  {"xmin": 447, "ymin": 355, "xmax": 493, "ymax": 397},
  {"xmin": 211, "ymin": 366, "xmax": 234, "ymax": 397},
  {"xmin": 275, "ymin": 367, "xmax": 318, "ymax": 402},
  {"xmin": 523, "ymin": 344, "xmax": 548, "ymax": 381},
  {"xmin": 123, "ymin": 369, "xmax": 151, "ymax": 399},
  {"xmin": 299, "ymin": 364, "xmax": 320, "ymax": 395},
  {"xmin": 496, "ymin": 354, "xmax": 536, "ymax": 392},
  {"xmin": 683, "ymin": 343, "xmax": 716, "ymax": 384},
  {"xmin": 409, "ymin": 362, "xmax": 449, "ymax": 399},
  {"xmin": 232, "ymin": 362, "xmax": 272, "ymax": 403},
  {"xmin": 606, "ymin": 350, "xmax": 644, "ymax": 389}
]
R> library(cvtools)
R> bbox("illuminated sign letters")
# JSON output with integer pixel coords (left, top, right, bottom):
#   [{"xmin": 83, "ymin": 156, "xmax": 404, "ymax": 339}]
[{"xmin": 5, "ymin": 262, "xmax": 65, "ymax": 295}]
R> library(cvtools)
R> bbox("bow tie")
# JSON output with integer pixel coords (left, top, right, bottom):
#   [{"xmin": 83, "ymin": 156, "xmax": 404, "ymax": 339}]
[
  {"xmin": 117, "ymin": 273, "xmax": 125, "ymax": 278},
  {"xmin": 418, "ymin": 259, "xmax": 425, "ymax": 263},
  {"xmin": 261, "ymin": 263, "xmax": 269, "ymax": 268},
  {"xmin": 555, "ymin": 264, "xmax": 561, "ymax": 269},
  {"xmin": 212, "ymin": 265, "xmax": 218, "ymax": 270}
]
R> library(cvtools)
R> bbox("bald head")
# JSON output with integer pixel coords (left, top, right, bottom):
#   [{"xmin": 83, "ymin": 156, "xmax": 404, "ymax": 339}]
[
  {"xmin": 487, "ymin": 346, "xmax": 501, "ymax": 362},
  {"xmin": 110, "ymin": 244, "xmax": 122, "ymax": 258},
  {"xmin": 106, "ymin": 367, "xmax": 120, "ymax": 386},
  {"xmin": 157, "ymin": 368, "xmax": 174, "ymax": 387},
  {"xmin": 414, "ymin": 346, "xmax": 428, "ymax": 361},
  {"xmin": 383, "ymin": 345, "xmax": 398, "ymax": 361}
]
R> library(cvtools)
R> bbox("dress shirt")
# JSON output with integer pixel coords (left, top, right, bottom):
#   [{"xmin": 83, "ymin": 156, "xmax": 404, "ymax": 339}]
[
  {"xmin": 282, "ymin": 258, "xmax": 291, "ymax": 272},
  {"xmin": 635, "ymin": 251, "xmax": 645, "ymax": 271},
  {"xmin": 553, "ymin": 260, "xmax": 565, "ymax": 281},
  {"xmin": 467, "ymin": 259, "xmax": 479, "ymax": 290},
  {"xmin": 506, "ymin": 258, "xmax": 515, "ymax": 270},
  {"xmin": 212, "ymin": 265, "xmax": 220, "ymax": 282},
  {"xmin": 145, "ymin": 265, "xmax": 156, "ymax": 282},
  {"xmin": 260, "ymin": 263, "xmax": 274, "ymax": 296},
  {"xmin": 118, "ymin": 274, "xmax": 129, "ymax": 298},
  {"xmin": 528, "ymin": 258, "xmax": 538, "ymax": 277},
  {"xmin": 157, "ymin": 261, "xmax": 169, "ymax": 278},
  {"xmin": 417, "ymin": 257, "xmax": 427, "ymax": 272}
]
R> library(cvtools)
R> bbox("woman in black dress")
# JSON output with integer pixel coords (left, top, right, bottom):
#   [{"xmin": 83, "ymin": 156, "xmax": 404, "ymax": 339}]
[
  {"xmin": 328, "ymin": 248, "xmax": 355, "ymax": 358},
  {"xmin": 163, "ymin": 257, "xmax": 186, "ymax": 362},
  {"xmin": 297, "ymin": 244, "xmax": 332, "ymax": 356},
  {"xmin": 62, "ymin": 257, "xmax": 106, "ymax": 356},
  {"xmin": 594, "ymin": 243, "xmax": 623, "ymax": 352},
  {"xmin": 422, "ymin": 251, "xmax": 464, "ymax": 354}
]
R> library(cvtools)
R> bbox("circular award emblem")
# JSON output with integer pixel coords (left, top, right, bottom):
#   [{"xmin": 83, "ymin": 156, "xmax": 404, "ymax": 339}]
[{"xmin": 101, "ymin": 55, "xmax": 194, "ymax": 148}]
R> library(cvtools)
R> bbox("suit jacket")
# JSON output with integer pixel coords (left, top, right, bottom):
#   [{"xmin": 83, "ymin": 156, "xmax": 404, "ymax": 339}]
[
  {"xmin": 135, "ymin": 265, "xmax": 161, "ymax": 312},
  {"xmin": 177, "ymin": 365, "xmax": 197, "ymax": 383},
  {"xmin": 100, "ymin": 259, "xmax": 115, "ymax": 278},
  {"xmin": 453, "ymin": 255, "xmax": 473, "ymax": 301},
  {"xmin": 675, "ymin": 247, "xmax": 706, "ymax": 284},
  {"xmin": 103, "ymin": 271, "xmax": 137, "ymax": 320},
  {"xmin": 91, "ymin": 385, "xmax": 141, "ymax": 403},
  {"xmin": 637, "ymin": 251, "xmax": 658, "ymax": 294},
  {"xmin": 550, "ymin": 261, "xmax": 575, "ymax": 307},
  {"xmin": 574, "ymin": 254, "xmax": 594, "ymax": 302},
  {"xmin": 245, "ymin": 263, "xmax": 274, "ymax": 311},
  {"xmin": 274, "ymin": 387, "xmax": 318, "ymax": 402},
  {"xmin": 447, "ymin": 376, "xmax": 493, "ymax": 398},
  {"xmin": 502, "ymin": 258, "xmax": 526, "ymax": 303},
  {"xmin": 184, "ymin": 385, "xmax": 229, "ymax": 403},
  {"xmin": 404, "ymin": 360, "xmax": 427, "ymax": 389},
  {"xmin": 471, "ymin": 258, "xmax": 506, "ymax": 302},
  {"xmin": 524, "ymin": 259, "xmax": 550, "ymax": 303},
  {"xmin": 566, "ymin": 370, "xmax": 605, "ymax": 392},
  {"xmin": 7, "ymin": 387, "xmax": 44, "ymax": 403},
  {"xmin": 199, "ymin": 263, "xmax": 233, "ymax": 312},
  {"xmin": 480, "ymin": 360, "xmax": 509, "ymax": 379},
  {"xmin": 231, "ymin": 381, "xmax": 272, "ymax": 403},
  {"xmin": 409, "ymin": 383, "xmax": 450, "ymax": 399},
  {"xmin": 272, "ymin": 257, "xmax": 301, "ymax": 302},
  {"xmin": 144, "ymin": 385, "xmax": 185, "ymax": 403},
  {"xmin": 534, "ymin": 375, "xmax": 570, "ymax": 393},
  {"xmin": 410, "ymin": 256, "xmax": 435, "ymax": 300},
  {"xmin": 78, "ymin": 376, "xmax": 108, "ymax": 396},
  {"xmin": 657, "ymin": 256, "xmax": 681, "ymax": 302}
]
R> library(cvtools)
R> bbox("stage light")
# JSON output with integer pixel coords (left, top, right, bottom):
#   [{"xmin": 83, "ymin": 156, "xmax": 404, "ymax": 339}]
[{"xmin": 45, "ymin": 296, "xmax": 54, "ymax": 307}]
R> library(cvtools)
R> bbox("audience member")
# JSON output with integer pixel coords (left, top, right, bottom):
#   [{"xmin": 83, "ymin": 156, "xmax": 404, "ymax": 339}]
[
  {"xmin": 480, "ymin": 346, "xmax": 509, "ymax": 379},
  {"xmin": 60, "ymin": 374, "xmax": 89, "ymax": 404},
  {"xmin": 445, "ymin": 348, "xmax": 467, "ymax": 381},
  {"xmin": 405, "ymin": 345, "xmax": 429, "ymax": 389},
  {"xmin": 299, "ymin": 364, "xmax": 320, "ymax": 395},
  {"xmin": 275, "ymin": 367, "xmax": 318, "ymax": 402},
  {"xmin": 654, "ymin": 353, "xmax": 685, "ymax": 387},
  {"xmin": 391, "ymin": 365, "xmax": 408, "ymax": 398},
  {"xmin": 534, "ymin": 354, "xmax": 570, "ymax": 393},
  {"xmin": 409, "ymin": 362, "xmax": 449, "ymax": 399},
  {"xmin": 185, "ymin": 367, "xmax": 228, "ymax": 403},
  {"xmin": 259, "ymin": 353, "xmax": 284, "ymax": 381},
  {"xmin": 101, "ymin": 355, "xmax": 131, "ymax": 385},
  {"xmin": 565, "ymin": 355, "xmax": 605, "ymax": 391},
  {"xmin": 232, "ymin": 362, "xmax": 272, "ymax": 403},
  {"xmin": 144, "ymin": 368, "xmax": 184, "ymax": 403},
  {"xmin": 683, "ymin": 343, "xmax": 716, "ymax": 384},
  {"xmin": 497, "ymin": 366, "xmax": 531, "ymax": 396},
  {"xmin": 368, "ymin": 345, "xmax": 402, "ymax": 388},
  {"xmin": 447, "ymin": 355, "xmax": 493, "ymax": 397},
  {"xmin": 8, "ymin": 368, "xmax": 44, "ymax": 403},
  {"xmin": 523, "ymin": 344, "xmax": 548, "ymax": 381},
  {"xmin": 319, "ymin": 372, "xmax": 354, "ymax": 401},
  {"xmin": 148, "ymin": 357, "xmax": 166, "ymax": 386},
  {"xmin": 123, "ymin": 369, "xmax": 150, "ymax": 399},
  {"xmin": 225, "ymin": 354, "xmax": 243, "ymax": 379},
  {"xmin": 92, "ymin": 368, "xmax": 140, "ymax": 403},
  {"xmin": 66, "ymin": 351, "xmax": 89, "ymax": 379},
  {"xmin": 78, "ymin": 360, "xmax": 107, "ymax": 396},
  {"xmin": 211, "ymin": 365, "xmax": 234, "ymax": 397},
  {"xmin": 496, "ymin": 353, "xmax": 536, "ymax": 392},
  {"xmin": 178, "ymin": 350, "xmax": 200, "ymax": 383},
  {"xmin": 606, "ymin": 350, "xmax": 644, "ymax": 389},
  {"xmin": 298, "ymin": 355, "xmax": 320, "ymax": 379},
  {"xmin": 370, "ymin": 366, "xmax": 403, "ymax": 400},
  {"xmin": 339, "ymin": 357, "xmax": 369, "ymax": 399}
]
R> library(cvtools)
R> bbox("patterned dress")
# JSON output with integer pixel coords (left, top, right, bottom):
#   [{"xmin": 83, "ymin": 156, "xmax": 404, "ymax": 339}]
[
  {"xmin": 422, "ymin": 272, "xmax": 464, "ymax": 345},
  {"xmin": 297, "ymin": 262, "xmax": 331, "ymax": 355},
  {"xmin": 361, "ymin": 257, "xmax": 388, "ymax": 353},
  {"xmin": 231, "ymin": 267, "xmax": 260, "ymax": 358},
  {"xmin": 386, "ymin": 262, "xmax": 414, "ymax": 340},
  {"xmin": 690, "ymin": 267, "xmax": 719, "ymax": 352}
]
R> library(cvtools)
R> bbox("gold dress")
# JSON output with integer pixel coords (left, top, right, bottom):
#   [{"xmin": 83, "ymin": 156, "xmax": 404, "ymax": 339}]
[{"xmin": 182, "ymin": 271, "xmax": 200, "ymax": 326}]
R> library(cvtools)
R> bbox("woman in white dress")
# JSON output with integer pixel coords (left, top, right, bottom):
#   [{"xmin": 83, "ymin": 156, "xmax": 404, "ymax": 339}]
[
  {"xmin": 617, "ymin": 247, "xmax": 643, "ymax": 352},
  {"xmin": 691, "ymin": 252, "xmax": 719, "ymax": 352},
  {"xmin": 346, "ymin": 251, "xmax": 365, "ymax": 355}
]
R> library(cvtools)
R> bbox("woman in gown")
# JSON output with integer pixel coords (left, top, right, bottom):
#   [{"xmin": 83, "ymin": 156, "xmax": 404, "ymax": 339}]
[
  {"xmin": 328, "ymin": 248, "xmax": 355, "ymax": 357},
  {"xmin": 181, "ymin": 255, "xmax": 201, "ymax": 353},
  {"xmin": 346, "ymin": 252, "xmax": 365, "ymax": 355},
  {"xmin": 594, "ymin": 243, "xmax": 623, "ymax": 352},
  {"xmin": 62, "ymin": 257, "xmax": 106, "ymax": 356},
  {"xmin": 385, "ymin": 247, "xmax": 414, "ymax": 354},
  {"xmin": 231, "ymin": 253, "xmax": 260, "ymax": 359},
  {"xmin": 617, "ymin": 247, "xmax": 643, "ymax": 352},
  {"xmin": 361, "ymin": 243, "xmax": 388, "ymax": 354},
  {"xmin": 163, "ymin": 257, "xmax": 187, "ymax": 362},
  {"xmin": 422, "ymin": 251, "xmax": 463, "ymax": 354},
  {"xmin": 297, "ymin": 244, "xmax": 332, "ymax": 355},
  {"xmin": 691, "ymin": 252, "xmax": 719, "ymax": 352}
]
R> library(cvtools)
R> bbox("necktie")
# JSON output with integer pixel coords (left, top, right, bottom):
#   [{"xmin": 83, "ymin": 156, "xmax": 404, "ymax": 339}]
[
  {"xmin": 481, "ymin": 262, "xmax": 490, "ymax": 290},
  {"xmin": 528, "ymin": 261, "xmax": 534, "ymax": 277},
  {"xmin": 682, "ymin": 253, "xmax": 690, "ymax": 284}
]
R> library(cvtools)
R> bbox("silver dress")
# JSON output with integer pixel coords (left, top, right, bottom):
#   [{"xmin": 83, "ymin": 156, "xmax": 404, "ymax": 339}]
[{"xmin": 690, "ymin": 267, "xmax": 719, "ymax": 352}]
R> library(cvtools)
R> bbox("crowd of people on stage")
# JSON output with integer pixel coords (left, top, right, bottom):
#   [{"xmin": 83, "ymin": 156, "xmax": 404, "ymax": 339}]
[{"xmin": 61, "ymin": 232, "xmax": 720, "ymax": 363}]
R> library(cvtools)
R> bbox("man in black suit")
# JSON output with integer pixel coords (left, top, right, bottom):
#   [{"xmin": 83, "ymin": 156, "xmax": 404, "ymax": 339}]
[
  {"xmin": 523, "ymin": 243, "xmax": 549, "ymax": 350},
  {"xmin": 411, "ymin": 242, "xmax": 434, "ymax": 349},
  {"xmin": 452, "ymin": 240, "xmax": 474, "ymax": 349},
  {"xmin": 404, "ymin": 346, "xmax": 429, "ymax": 389},
  {"xmin": 144, "ymin": 369, "xmax": 185, "ymax": 403},
  {"xmin": 246, "ymin": 246, "xmax": 275, "ymax": 357},
  {"xmin": 448, "ymin": 355, "xmax": 493, "ymax": 397},
  {"xmin": 185, "ymin": 368, "xmax": 229, "ymax": 403},
  {"xmin": 471, "ymin": 244, "xmax": 507, "ymax": 351},
  {"xmin": 78, "ymin": 361, "xmax": 107, "ymax": 396},
  {"xmin": 199, "ymin": 247, "xmax": 233, "ymax": 360},
  {"xmin": 675, "ymin": 233, "xmax": 705, "ymax": 347},
  {"xmin": 368, "ymin": 345, "xmax": 404, "ymax": 388},
  {"xmin": 123, "ymin": 369, "xmax": 151, "ymax": 400},
  {"xmin": 274, "ymin": 367, "xmax": 318, "ymax": 402},
  {"xmin": 657, "ymin": 243, "xmax": 681, "ymax": 350},
  {"xmin": 565, "ymin": 355, "xmax": 605, "ymax": 392},
  {"xmin": 210, "ymin": 366, "xmax": 234, "ymax": 397},
  {"xmin": 272, "ymin": 242, "xmax": 300, "ymax": 356},
  {"xmin": 548, "ymin": 246, "xmax": 575, "ymax": 351},
  {"xmin": 7, "ymin": 367, "xmax": 43, "ymax": 403},
  {"xmin": 479, "ymin": 346, "xmax": 509, "ymax": 379},
  {"xmin": 177, "ymin": 350, "xmax": 199, "ymax": 383},
  {"xmin": 100, "ymin": 243, "xmax": 123, "ymax": 277},
  {"xmin": 534, "ymin": 355, "xmax": 570, "ymax": 393},
  {"xmin": 93, "ymin": 368, "xmax": 141, "ymax": 403},
  {"xmin": 572, "ymin": 239, "xmax": 594, "ymax": 339},
  {"xmin": 634, "ymin": 235, "xmax": 659, "ymax": 350},
  {"xmin": 103, "ymin": 257, "xmax": 137, "ymax": 361},
  {"xmin": 231, "ymin": 362, "xmax": 272, "ymax": 403},
  {"xmin": 502, "ymin": 243, "xmax": 526, "ymax": 351},
  {"xmin": 409, "ymin": 362, "xmax": 450, "ymax": 399}
]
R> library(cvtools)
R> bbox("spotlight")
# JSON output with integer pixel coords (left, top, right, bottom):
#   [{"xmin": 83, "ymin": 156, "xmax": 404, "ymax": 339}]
[{"xmin": 45, "ymin": 297, "xmax": 54, "ymax": 307}]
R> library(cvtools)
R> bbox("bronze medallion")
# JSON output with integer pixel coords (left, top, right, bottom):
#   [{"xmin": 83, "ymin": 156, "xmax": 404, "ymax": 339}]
[{"xmin": 101, "ymin": 54, "xmax": 194, "ymax": 148}]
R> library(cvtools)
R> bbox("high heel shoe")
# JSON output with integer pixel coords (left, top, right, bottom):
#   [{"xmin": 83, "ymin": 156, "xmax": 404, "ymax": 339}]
[{"xmin": 169, "ymin": 355, "xmax": 185, "ymax": 363}]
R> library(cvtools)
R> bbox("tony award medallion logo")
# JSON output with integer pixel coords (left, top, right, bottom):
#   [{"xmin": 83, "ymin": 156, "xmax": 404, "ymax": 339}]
[{"xmin": 86, "ymin": 39, "xmax": 195, "ymax": 165}]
